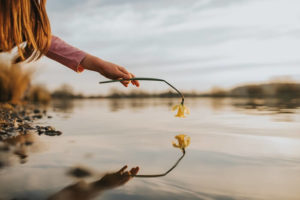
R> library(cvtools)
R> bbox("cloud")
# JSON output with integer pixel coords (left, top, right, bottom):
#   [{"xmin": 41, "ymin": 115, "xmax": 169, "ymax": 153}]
[{"xmin": 39, "ymin": 0, "xmax": 300, "ymax": 95}]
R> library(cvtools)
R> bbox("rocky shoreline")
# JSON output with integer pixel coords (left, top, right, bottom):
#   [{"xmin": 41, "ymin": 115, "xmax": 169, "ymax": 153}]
[{"xmin": 0, "ymin": 103, "xmax": 62, "ymax": 141}]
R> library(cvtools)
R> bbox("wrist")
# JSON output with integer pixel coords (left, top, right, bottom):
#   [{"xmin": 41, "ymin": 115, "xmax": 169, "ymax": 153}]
[{"xmin": 80, "ymin": 54, "xmax": 105, "ymax": 73}]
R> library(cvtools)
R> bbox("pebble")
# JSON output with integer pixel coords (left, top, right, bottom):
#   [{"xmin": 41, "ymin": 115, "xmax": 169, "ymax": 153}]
[
  {"xmin": 33, "ymin": 109, "xmax": 41, "ymax": 114},
  {"xmin": 32, "ymin": 114, "xmax": 43, "ymax": 119},
  {"xmin": 0, "ymin": 104, "xmax": 63, "ymax": 140},
  {"xmin": 45, "ymin": 126, "xmax": 55, "ymax": 131},
  {"xmin": 24, "ymin": 116, "xmax": 31, "ymax": 121}
]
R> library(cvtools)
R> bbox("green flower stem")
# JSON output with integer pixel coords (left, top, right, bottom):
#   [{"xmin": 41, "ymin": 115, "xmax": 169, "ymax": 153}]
[
  {"xmin": 130, "ymin": 149, "xmax": 186, "ymax": 178},
  {"xmin": 99, "ymin": 77, "xmax": 184, "ymax": 105}
]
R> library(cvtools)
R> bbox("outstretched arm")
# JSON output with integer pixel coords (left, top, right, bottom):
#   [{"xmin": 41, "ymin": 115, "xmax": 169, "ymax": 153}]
[{"xmin": 46, "ymin": 35, "xmax": 139, "ymax": 87}]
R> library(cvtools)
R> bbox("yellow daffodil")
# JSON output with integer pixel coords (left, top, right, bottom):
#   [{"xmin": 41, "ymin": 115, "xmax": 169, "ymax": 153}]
[
  {"xmin": 172, "ymin": 134, "xmax": 190, "ymax": 151},
  {"xmin": 172, "ymin": 104, "xmax": 190, "ymax": 118}
]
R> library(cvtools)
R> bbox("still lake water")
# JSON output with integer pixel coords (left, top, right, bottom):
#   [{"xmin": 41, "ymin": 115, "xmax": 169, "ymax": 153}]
[{"xmin": 1, "ymin": 98, "xmax": 300, "ymax": 200}]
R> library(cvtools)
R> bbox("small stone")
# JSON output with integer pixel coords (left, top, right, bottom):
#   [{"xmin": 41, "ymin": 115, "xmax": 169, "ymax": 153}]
[
  {"xmin": 23, "ymin": 123, "xmax": 34, "ymax": 130},
  {"xmin": 5, "ymin": 127, "xmax": 15, "ymax": 132},
  {"xmin": 33, "ymin": 114, "xmax": 43, "ymax": 119},
  {"xmin": 25, "ymin": 141, "xmax": 33, "ymax": 146},
  {"xmin": 56, "ymin": 131, "xmax": 62, "ymax": 136},
  {"xmin": 45, "ymin": 126, "xmax": 55, "ymax": 131},
  {"xmin": 33, "ymin": 109, "xmax": 41, "ymax": 114},
  {"xmin": 47, "ymin": 116, "xmax": 53, "ymax": 119},
  {"xmin": 17, "ymin": 126, "xmax": 25, "ymax": 131},
  {"xmin": 24, "ymin": 116, "xmax": 31, "ymax": 121},
  {"xmin": 45, "ymin": 130, "xmax": 56, "ymax": 136},
  {"xmin": 38, "ymin": 130, "xmax": 44, "ymax": 135}
]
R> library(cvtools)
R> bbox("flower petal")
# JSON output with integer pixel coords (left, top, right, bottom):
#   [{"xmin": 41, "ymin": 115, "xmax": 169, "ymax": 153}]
[
  {"xmin": 184, "ymin": 106, "xmax": 190, "ymax": 114},
  {"xmin": 186, "ymin": 136, "xmax": 191, "ymax": 147},
  {"xmin": 172, "ymin": 104, "xmax": 179, "ymax": 111},
  {"xmin": 172, "ymin": 141, "xmax": 180, "ymax": 148},
  {"xmin": 175, "ymin": 105, "xmax": 186, "ymax": 117},
  {"xmin": 176, "ymin": 134, "xmax": 186, "ymax": 140}
]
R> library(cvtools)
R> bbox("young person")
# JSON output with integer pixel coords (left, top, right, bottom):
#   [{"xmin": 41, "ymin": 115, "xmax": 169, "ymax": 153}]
[{"xmin": 0, "ymin": 0, "xmax": 140, "ymax": 88}]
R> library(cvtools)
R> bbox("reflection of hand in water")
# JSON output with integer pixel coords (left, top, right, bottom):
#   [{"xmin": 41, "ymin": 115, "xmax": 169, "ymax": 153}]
[
  {"xmin": 48, "ymin": 165, "xmax": 139, "ymax": 200},
  {"xmin": 93, "ymin": 165, "xmax": 139, "ymax": 189}
]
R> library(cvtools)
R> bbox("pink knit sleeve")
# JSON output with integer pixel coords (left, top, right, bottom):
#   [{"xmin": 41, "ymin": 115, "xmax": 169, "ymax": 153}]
[{"xmin": 46, "ymin": 36, "xmax": 87, "ymax": 73}]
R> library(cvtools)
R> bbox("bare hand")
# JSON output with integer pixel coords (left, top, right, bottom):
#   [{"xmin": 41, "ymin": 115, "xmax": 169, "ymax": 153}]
[
  {"xmin": 81, "ymin": 54, "xmax": 140, "ymax": 87},
  {"xmin": 97, "ymin": 165, "xmax": 139, "ymax": 189}
]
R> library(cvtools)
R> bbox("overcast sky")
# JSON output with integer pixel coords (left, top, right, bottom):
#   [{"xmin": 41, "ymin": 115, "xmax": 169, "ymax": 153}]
[{"xmin": 32, "ymin": 0, "xmax": 300, "ymax": 95}]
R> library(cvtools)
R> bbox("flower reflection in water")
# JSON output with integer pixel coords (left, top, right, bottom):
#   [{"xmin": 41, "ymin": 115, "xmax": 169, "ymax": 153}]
[
  {"xmin": 172, "ymin": 134, "xmax": 190, "ymax": 152},
  {"xmin": 48, "ymin": 133, "xmax": 191, "ymax": 200},
  {"xmin": 132, "ymin": 134, "xmax": 191, "ymax": 178}
]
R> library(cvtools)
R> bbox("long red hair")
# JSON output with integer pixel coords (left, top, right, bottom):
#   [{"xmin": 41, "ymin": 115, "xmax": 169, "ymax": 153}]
[{"xmin": 0, "ymin": 0, "xmax": 51, "ymax": 63}]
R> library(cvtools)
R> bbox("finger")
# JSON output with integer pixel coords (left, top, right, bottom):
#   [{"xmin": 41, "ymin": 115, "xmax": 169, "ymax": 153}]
[
  {"xmin": 117, "ymin": 71, "xmax": 131, "ymax": 87},
  {"xmin": 118, "ymin": 165, "xmax": 128, "ymax": 173},
  {"xmin": 130, "ymin": 73, "xmax": 137, "ymax": 86},
  {"xmin": 131, "ymin": 167, "xmax": 139, "ymax": 176},
  {"xmin": 130, "ymin": 73, "xmax": 140, "ymax": 87},
  {"xmin": 129, "ymin": 167, "xmax": 137, "ymax": 175},
  {"xmin": 129, "ymin": 168, "xmax": 135, "ymax": 174},
  {"xmin": 118, "ymin": 78, "xmax": 129, "ymax": 87},
  {"xmin": 118, "ymin": 67, "xmax": 132, "ymax": 87},
  {"xmin": 127, "ymin": 167, "xmax": 139, "ymax": 177},
  {"xmin": 129, "ymin": 73, "xmax": 135, "ymax": 86}
]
